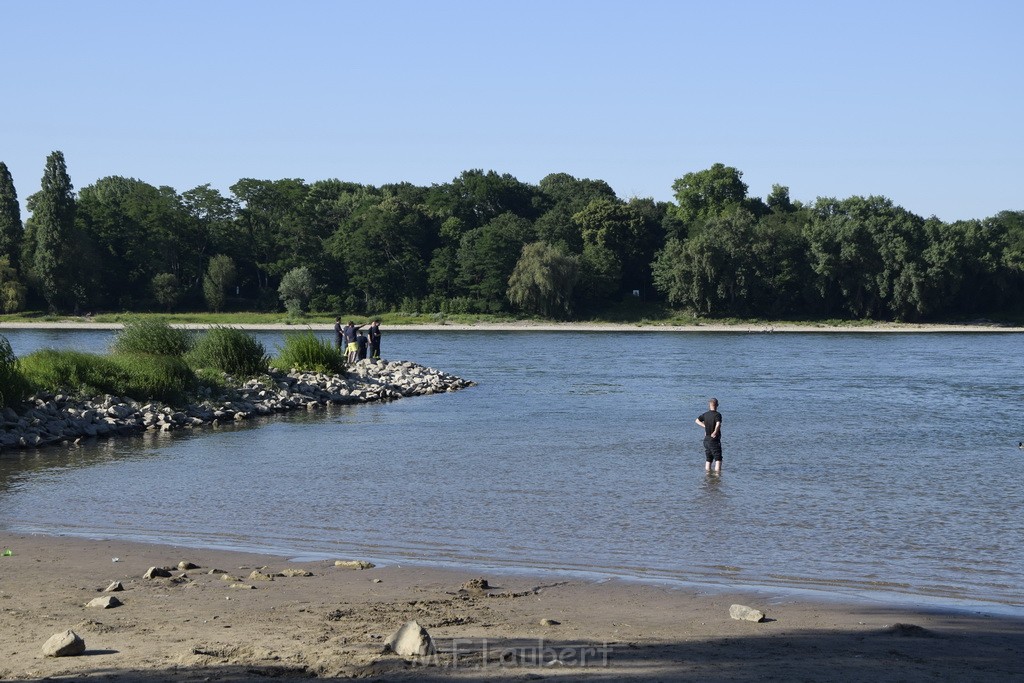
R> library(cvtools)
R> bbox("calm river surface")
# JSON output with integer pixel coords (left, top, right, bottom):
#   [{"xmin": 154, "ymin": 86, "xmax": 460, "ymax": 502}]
[{"xmin": 1, "ymin": 329, "xmax": 1022, "ymax": 611}]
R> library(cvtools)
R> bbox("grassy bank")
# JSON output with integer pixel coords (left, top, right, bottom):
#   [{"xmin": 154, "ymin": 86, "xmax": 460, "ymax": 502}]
[
  {"xmin": 2, "ymin": 308, "xmax": 1022, "ymax": 329},
  {"xmin": 1, "ymin": 321, "xmax": 348, "ymax": 409}
]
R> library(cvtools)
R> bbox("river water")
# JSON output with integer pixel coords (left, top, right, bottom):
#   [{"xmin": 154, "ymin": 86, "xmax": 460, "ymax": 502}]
[{"xmin": 1, "ymin": 329, "xmax": 1022, "ymax": 611}]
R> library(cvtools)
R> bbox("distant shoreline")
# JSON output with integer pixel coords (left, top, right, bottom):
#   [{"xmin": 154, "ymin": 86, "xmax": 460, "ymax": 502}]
[{"xmin": 2, "ymin": 320, "xmax": 1022, "ymax": 333}]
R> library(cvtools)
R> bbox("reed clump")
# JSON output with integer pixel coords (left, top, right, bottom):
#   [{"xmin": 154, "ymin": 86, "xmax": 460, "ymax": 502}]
[
  {"xmin": 0, "ymin": 335, "xmax": 31, "ymax": 409},
  {"xmin": 186, "ymin": 326, "xmax": 268, "ymax": 377},
  {"xmin": 111, "ymin": 319, "xmax": 195, "ymax": 357},
  {"xmin": 271, "ymin": 332, "xmax": 345, "ymax": 374}
]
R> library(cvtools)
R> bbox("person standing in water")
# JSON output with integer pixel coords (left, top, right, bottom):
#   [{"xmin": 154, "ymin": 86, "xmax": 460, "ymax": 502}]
[{"xmin": 696, "ymin": 398, "xmax": 723, "ymax": 473}]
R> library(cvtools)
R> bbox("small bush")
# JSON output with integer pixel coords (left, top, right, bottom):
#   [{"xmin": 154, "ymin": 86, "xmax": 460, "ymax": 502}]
[
  {"xmin": 17, "ymin": 348, "xmax": 196, "ymax": 403},
  {"xmin": 187, "ymin": 326, "xmax": 268, "ymax": 377},
  {"xmin": 0, "ymin": 335, "xmax": 31, "ymax": 409},
  {"xmin": 271, "ymin": 332, "xmax": 345, "ymax": 374},
  {"xmin": 112, "ymin": 319, "xmax": 195, "ymax": 357}
]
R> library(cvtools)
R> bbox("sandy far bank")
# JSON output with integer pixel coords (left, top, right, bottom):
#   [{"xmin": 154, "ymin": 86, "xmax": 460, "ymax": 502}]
[
  {"xmin": 2, "ymin": 320, "xmax": 1023, "ymax": 333},
  {"xmin": 0, "ymin": 534, "xmax": 1020, "ymax": 681}
]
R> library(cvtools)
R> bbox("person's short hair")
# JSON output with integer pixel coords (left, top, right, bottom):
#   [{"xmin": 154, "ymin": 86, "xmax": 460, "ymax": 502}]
[{"xmin": 709, "ymin": 398, "xmax": 718, "ymax": 408}]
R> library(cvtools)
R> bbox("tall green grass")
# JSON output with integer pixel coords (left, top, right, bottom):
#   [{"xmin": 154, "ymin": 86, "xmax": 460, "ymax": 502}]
[
  {"xmin": 0, "ymin": 335, "xmax": 31, "ymax": 409},
  {"xmin": 271, "ymin": 332, "xmax": 345, "ymax": 374},
  {"xmin": 17, "ymin": 349, "xmax": 196, "ymax": 404},
  {"xmin": 186, "ymin": 326, "xmax": 268, "ymax": 377},
  {"xmin": 112, "ymin": 318, "xmax": 195, "ymax": 356}
]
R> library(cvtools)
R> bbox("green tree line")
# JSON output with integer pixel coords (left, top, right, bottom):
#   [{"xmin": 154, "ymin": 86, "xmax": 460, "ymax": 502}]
[{"xmin": 1, "ymin": 153, "xmax": 1021, "ymax": 321}]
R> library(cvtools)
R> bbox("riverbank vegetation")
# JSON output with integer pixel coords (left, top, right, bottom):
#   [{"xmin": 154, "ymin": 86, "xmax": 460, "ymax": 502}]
[
  {"xmin": 1, "ymin": 155, "xmax": 1022, "ymax": 323},
  {"xmin": 0, "ymin": 322, "xmax": 293, "ymax": 408}
]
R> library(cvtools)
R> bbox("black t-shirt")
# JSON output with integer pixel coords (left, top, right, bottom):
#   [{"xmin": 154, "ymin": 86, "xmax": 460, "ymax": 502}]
[
  {"xmin": 699, "ymin": 410, "xmax": 722, "ymax": 439},
  {"xmin": 368, "ymin": 326, "xmax": 381, "ymax": 345}
]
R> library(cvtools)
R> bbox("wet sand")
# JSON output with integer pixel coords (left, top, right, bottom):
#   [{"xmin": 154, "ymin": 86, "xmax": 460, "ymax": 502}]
[{"xmin": 0, "ymin": 533, "xmax": 1021, "ymax": 681}]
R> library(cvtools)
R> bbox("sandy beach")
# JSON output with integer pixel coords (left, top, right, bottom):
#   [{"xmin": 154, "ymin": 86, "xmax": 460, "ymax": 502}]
[
  {"xmin": 2, "ymin": 319, "xmax": 1022, "ymax": 333},
  {"xmin": 0, "ymin": 534, "xmax": 1020, "ymax": 682}
]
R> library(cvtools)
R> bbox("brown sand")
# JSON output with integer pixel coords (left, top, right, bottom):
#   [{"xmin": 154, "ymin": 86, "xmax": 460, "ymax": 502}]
[
  {"xmin": 2, "ymin": 320, "xmax": 1022, "ymax": 333},
  {"xmin": 0, "ymin": 534, "xmax": 1021, "ymax": 681}
]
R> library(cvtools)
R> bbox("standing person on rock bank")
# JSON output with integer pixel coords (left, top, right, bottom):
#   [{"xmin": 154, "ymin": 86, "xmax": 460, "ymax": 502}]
[
  {"xmin": 368, "ymin": 320, "xmax": 382, "ymax": 359},
  {"xmin": 342, "ymin": 321, "xmax": 366, "ymax": 363},
  {"xmin": 696, "ymin": 398, "xmax": 723, "ymax": 474},
  {"xmin": 333, "ymin": 317, "xmax": 344, "ymax": 350}
]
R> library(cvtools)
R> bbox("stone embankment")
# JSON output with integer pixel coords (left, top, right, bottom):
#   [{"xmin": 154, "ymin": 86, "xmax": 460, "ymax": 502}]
[{"xmin": 0, "ymin": 359, "xmax": 473, "ymax": 451}]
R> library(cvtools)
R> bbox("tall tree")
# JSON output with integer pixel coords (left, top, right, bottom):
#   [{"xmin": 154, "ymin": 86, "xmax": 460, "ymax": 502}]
[
  {"xmin": 24, "ymin": 151, "xmax": 76, "ymax": 311},
  {"xmin": 327, "ymin": 196, "xmax": 431, "ymax": 311},
  {"xmin": 670, "ymin": 163, "xmax": 749, "ymax": 229},
  {"xmin": 456, "ymin": 212, "xmax": 535, "ymax": 309},
  {"xmin": 804, "ymin": 196, "xmax": 927, "ymax": 320},
  {"xmin": 651, "ymin": 210, "xmax": 760, "ymax": 316},
  {"xmin": 0, "ymin": 162, "xmax": 23, "ymax": 272},
  {"xmin": 426, "ymin": 169, "xmax": 541, "ymax": 230},
  {"xmin": 203, "ymin": 254, "xmax": 237, "ymax": 312}
]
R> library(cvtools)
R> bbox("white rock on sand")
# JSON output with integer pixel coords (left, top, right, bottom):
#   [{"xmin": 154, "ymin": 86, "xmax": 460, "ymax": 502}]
[
  {"xmin": 41, "ymin": 630, "xmax": 85, "ymax": 657},
  {"xmin": 384, "ymin": 620, "xmax": 436, "ymax": 657}
]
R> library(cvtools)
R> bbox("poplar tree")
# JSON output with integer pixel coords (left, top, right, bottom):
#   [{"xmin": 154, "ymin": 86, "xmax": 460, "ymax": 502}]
[
  {"xmin": 0, "ymin": 162, "xmax": 22, "ymax": 272},
  {"xmin": 25, "ymin": 151, "xmax": 76, "ymax": 311}
]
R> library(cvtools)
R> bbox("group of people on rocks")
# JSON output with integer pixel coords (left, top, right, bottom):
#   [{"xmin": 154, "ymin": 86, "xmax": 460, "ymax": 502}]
[{"xmin": 334, "ymin": 318, "xmax": 382, "ymax": 363}]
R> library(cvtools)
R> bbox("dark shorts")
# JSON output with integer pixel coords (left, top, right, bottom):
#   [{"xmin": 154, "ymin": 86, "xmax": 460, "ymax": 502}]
[{"xmin": 704, "ymin": 436, "xmax": 722, "ymax": 462}]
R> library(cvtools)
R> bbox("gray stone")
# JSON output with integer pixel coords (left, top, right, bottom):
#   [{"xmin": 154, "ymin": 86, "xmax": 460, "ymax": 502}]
[
  {"xmin": 143, "ymin": 566, "xmax": 172, "ymax": 579},
  {"xmin": 178, "ymin": 561, "xmax": 199, "ymax": 570},
  {"xmin": 280, "ymin": 568, "xmax": 313, "ymax": 577},
  {"xmin": 335, "ymin": 560, "xmax": 375, "ymax": 570},
  {"xmin": 384, "ymin": 620, "xmax": 436, "ymax": 657},
  {"xmin": 87, "ymin": 596, "xmax": 122, "ymax": 609},
  {"xmin": 729, "ymin": 604, "xmax": 766, "ymax": 622},
  {"xmin": 42, "ymin": 630, "xmax": 86, "ymax": 657},
  {"xmin": 540, "ymin": 618, "xmax": 560, "ymax": 626},
  {"xmin": 104, "ymin": 581, "xmax": 124, "ymax": 592}
]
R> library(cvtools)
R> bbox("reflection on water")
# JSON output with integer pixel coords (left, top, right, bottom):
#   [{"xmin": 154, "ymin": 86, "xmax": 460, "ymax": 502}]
[{"xmin": 1, "ymin": 329, "xmax": 1023, "ymax": 610}]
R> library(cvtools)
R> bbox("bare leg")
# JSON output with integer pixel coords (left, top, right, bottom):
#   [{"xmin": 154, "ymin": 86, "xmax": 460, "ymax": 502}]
[{"xmin": 713, "ymin": 460, "xmax": 721, "ymax": 473}]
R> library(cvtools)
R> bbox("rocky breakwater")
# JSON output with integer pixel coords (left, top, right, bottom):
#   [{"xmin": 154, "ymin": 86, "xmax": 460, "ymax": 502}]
[{"xmin": 0, "ymin": 359, "xmax": 473, "ymax": 452}]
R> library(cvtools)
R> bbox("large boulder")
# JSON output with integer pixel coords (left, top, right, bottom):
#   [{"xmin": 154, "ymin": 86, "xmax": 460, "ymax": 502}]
[
  {"xmin": 87, "ymin": 596, "xmax": 122, "ymax": 609},
  {"xmin": 42, "ymin": 630, "xmax": 86, "ymax": 657}
]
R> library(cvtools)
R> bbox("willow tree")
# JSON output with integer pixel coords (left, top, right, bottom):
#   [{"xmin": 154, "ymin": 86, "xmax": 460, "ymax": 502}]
[{"xmin": 506, "ymin": 241, "xmax": 580, "ymax": 319}]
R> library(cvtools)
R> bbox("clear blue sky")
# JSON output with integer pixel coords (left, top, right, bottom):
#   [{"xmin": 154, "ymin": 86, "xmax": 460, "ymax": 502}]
[{"xmin": 2, "ymin": 0, "xmax": 1021, "ymax": 221}]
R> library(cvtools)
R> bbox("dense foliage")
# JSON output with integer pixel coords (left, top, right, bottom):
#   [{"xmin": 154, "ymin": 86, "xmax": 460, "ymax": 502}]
[{"xmin": 1, "ymin": 155, "xmax": 1021, "ymax": 322}]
